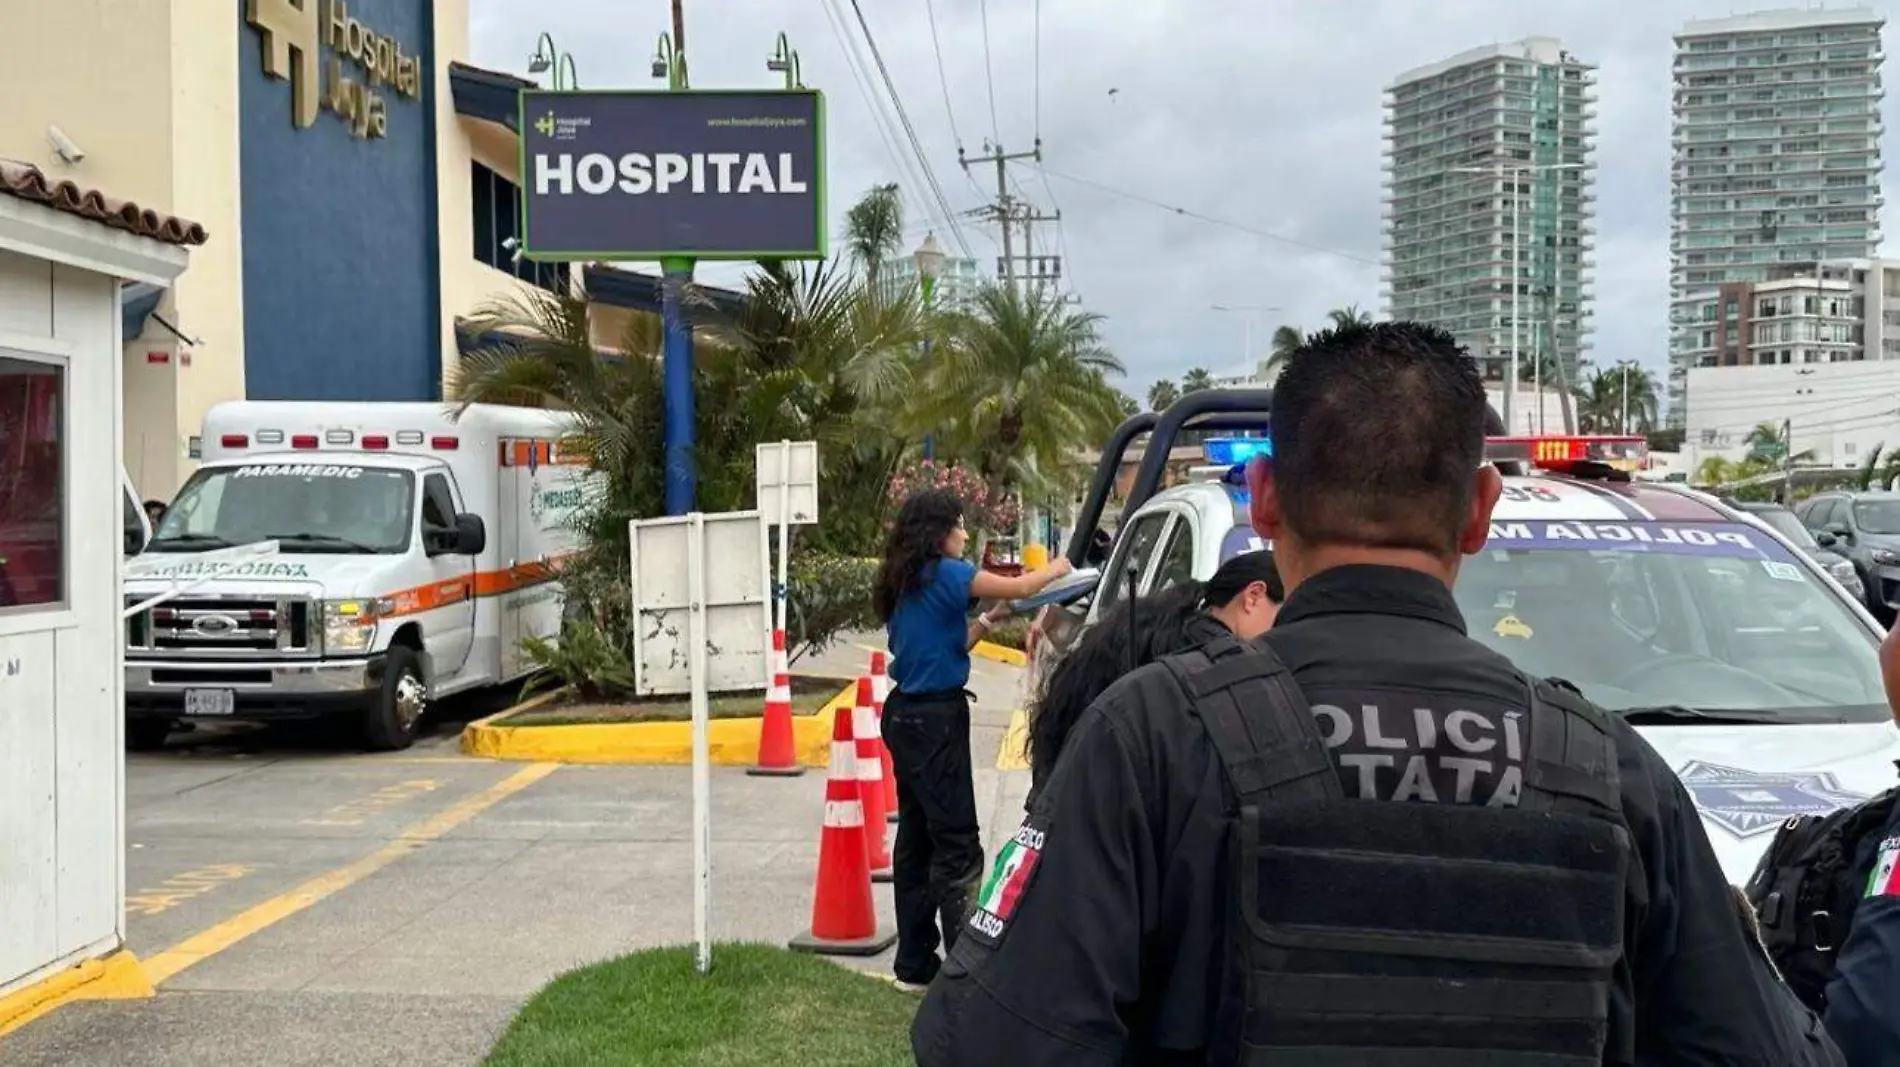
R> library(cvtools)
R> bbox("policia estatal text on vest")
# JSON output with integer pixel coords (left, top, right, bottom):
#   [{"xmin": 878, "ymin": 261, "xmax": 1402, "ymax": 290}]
[{"xmin": 911, "ymin": 322, "xmax": 1841, "ymax": 1066}]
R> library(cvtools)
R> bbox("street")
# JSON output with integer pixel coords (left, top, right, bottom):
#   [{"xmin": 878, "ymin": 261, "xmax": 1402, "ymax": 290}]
[{"xmin": 0, "ymin": 646, "xmax": 1027, "ymax": 1067}]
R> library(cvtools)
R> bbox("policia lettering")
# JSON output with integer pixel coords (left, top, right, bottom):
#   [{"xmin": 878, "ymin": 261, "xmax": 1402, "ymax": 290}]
[
  {"xmin": 247, "ymin": 0, "xmax": 423, "ymax": 140},
  {"xmin": 1170, "ymin": 636, "xmax": 1631, "ymax": 1064}
]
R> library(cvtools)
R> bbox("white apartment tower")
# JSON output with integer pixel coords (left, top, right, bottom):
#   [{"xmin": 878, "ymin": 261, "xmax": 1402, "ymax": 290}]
[
  {"xmin": 1383, "ymin": 37, "xmax": 1598, "ymax": 400},
  {"xmin": 1668, "ymin": 8, "xmax": 1887, "ymax": 426}
]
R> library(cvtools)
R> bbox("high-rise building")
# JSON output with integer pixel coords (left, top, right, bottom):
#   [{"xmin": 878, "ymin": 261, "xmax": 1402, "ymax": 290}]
[
  {"xmin": 1667, "ymin": 8, "xmax": 1886, "ymax": 426},
  {"xmin": 877, "ymin": 253, "xmax": 984, "ymax": 311},
  {"xmin": 1382, "ymin": 37, "xmax": 1598, "ymax": 406}
]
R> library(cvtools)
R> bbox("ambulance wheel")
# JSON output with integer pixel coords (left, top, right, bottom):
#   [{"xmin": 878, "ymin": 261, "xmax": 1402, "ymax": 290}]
[
  {"xmin": 362, "ymin": 647, "xmax": 426, "ymax": 752},
  {"xmin": 128, "ymin": 718, "xmax": 174, "ymax": 752}
]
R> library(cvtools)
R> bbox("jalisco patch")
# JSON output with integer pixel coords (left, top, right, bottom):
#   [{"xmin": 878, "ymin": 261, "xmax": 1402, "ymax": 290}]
[
  {"xmin": 968, "ymin": 822, "xmax": 1044, "ymax": 940},
  {"xmin": 1676, "ymin": 761, "xmax": 1869, "ymax": 839}
]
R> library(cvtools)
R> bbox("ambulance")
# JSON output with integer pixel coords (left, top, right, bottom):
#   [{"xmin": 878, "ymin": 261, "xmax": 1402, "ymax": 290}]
[
  {"xmin": 123, "ymin": 402, "xmax": 598, "ymax": 751},
  {"xmin": 1033, "ymin": 389, "xmax": 1900, "ymax": 885}
]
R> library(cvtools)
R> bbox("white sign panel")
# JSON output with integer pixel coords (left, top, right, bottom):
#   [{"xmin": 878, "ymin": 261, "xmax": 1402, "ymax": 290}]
[
  {"xmin": 628, "ymin": 511, "xmax": 771, "ymax": 696},
  {"xmin": 755, "ymin": 440, "xmax": 819, "ymax": 527}
]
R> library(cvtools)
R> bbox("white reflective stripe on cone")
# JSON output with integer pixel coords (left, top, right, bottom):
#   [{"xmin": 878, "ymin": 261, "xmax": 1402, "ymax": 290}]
[
  {"xmin": 829, "ymin": 740, "xmax": 857, "ymax": 772},
  {"xmin": 769, "ymin": 683, "xmax": 792, "ymax": 702},
  {"xmin": 856, "ymin": 751, "xmax": 883, "ymax": 781},
  {"xmin": 853, "ymin": 703, "xmax": 877, "ymax": 738},
  {"xmin": 823, "ymin": 799, "xmax": 866, "ymax": 828}
]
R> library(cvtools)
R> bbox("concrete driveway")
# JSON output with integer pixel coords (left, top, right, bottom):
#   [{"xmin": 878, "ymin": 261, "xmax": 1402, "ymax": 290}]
[{"xmin": 1, "ymin": 647, "xmax": 1028, "ymax": 1067}]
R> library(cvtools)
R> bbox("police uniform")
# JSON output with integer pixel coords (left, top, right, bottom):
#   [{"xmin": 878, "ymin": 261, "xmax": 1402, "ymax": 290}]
[
  {"xmin": 912, "ymin": 564, "xmax": 1840, "ymax": 1066},
  {"xmin": 1824, "ymin": 800, "xmax": 1900, "ymax": 1065}
]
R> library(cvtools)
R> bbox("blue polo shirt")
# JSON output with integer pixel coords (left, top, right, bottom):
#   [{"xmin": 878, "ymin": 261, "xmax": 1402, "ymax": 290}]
[{"xmin": 887, "ymin": 557, "xmax": 978, "ymax": 696}]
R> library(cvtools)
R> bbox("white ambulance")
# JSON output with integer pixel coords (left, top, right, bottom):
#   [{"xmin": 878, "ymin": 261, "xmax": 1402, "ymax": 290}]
[{"xmin": 123, "ymin": 402, "xmax": 598, "ymax": 751}]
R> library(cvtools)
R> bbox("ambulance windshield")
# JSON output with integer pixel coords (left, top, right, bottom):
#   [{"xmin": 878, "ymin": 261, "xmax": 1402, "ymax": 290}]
[
  {"xmin": 1453, "ymin": 520, "xmax": 1886, "ymax": 723},
  {"xmin": 148, "ymin": 463, "xmax": 415, "ymax": 555}
]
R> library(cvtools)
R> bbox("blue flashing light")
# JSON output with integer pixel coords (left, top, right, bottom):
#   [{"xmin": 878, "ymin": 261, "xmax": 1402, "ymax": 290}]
[{"xmin": 1202, "ymin": 436, "xmax": 1271, "ymax": 467}]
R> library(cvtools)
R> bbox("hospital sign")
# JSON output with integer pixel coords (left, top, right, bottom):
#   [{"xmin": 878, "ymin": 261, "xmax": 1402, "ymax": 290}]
[{"xmin": 517, "ymin": 89, "xmax": 827, "ymax": 261}]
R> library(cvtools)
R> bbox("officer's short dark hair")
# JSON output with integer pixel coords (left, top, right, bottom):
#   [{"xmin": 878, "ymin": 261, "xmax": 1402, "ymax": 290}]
[{"xmin": 1269, "ymin": 321, "xmax": 1487, "ymax": 555}]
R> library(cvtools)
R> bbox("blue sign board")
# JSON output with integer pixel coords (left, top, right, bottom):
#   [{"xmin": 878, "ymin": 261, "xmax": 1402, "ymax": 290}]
[{"xmin": 517, "ymin": 89, "xmax": 826, "ymax": 260}]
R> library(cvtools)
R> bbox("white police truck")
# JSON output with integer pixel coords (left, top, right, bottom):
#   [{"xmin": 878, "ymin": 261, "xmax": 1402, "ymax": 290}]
[{"xmin": 1030, "ymin": 390, "xmax": 1897, "ymax": 885}]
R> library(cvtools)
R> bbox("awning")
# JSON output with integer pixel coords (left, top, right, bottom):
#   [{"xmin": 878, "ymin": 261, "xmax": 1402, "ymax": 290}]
[
  {"xmin": 121, "ymin": 281, "xmax": 163, "ymax": 340},
  {"xmin": 583, "ymin": 265, "xmax": 748, "ymax": 320},
  {"xmin": 449, "ymin": 62, "xmax": 531, "ymax": 132}
]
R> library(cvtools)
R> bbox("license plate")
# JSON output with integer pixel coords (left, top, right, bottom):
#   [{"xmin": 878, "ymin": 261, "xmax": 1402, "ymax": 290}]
[{"xmin": 183, "ymin": 688, "xmax": 235, "ymax": 716}]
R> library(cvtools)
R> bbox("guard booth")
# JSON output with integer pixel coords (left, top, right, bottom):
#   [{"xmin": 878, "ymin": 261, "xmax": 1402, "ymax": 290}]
[{"xmin": 0, "ymin": 162, "xmax": 200, "ymax": 999}]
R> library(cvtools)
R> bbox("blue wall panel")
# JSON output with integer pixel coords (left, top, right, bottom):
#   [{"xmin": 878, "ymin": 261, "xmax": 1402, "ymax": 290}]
[{"xmin": 238, "ymin": 0, "xmax": 440, "ymax": 401}]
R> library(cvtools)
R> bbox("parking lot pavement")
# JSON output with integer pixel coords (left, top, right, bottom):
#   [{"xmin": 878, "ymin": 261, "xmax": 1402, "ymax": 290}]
[{"xmin": 2, "ymin": 665, "xmax": 1030, "ymax": 1067}]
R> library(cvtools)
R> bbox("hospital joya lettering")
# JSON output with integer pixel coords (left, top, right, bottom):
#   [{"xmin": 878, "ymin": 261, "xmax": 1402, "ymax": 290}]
[{"xmin": 246, "ymin": 0, "xmax": 422, "ymax": 140}]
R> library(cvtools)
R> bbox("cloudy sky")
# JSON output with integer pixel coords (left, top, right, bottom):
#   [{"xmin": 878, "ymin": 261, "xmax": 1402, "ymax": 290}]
[{"xmin": 470, "ymin": 1, "xmax": 1898, "ymax": 408}]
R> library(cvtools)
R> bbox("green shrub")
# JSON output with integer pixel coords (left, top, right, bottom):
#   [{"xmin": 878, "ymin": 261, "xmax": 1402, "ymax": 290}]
[
  {"xmin": 787, "ymin": 551, "xmax": 877, "ymax": 657},
  {"xmin": 520, "ymin": 617, "xmax": 637, "ymax": 703},
  {"xmin": 985, "ymin": 616, "xmax": 1030, "ymax": 651}
]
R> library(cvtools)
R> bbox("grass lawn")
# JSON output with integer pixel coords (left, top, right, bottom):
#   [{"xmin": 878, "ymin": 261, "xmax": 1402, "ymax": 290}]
[
  {"xmin": 481, "ymin": 943, "xmax": 919, "ymax": 1067},
  {"xmin": 509, "ymin": 676, "xmax": 852, "ymax": 726}
]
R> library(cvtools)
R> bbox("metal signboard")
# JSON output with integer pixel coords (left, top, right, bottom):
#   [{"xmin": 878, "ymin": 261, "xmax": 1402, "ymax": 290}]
[
  {"xmin": 628, "ymin": 511, "xmax": 772, "ymax": 696},
  {"xmin": 518, "ymin": 89, "xmax": 826, "ymax": 261},
  {"xmin": 755, "ymin": 440, "xmax": 819, "ymax": 527}
]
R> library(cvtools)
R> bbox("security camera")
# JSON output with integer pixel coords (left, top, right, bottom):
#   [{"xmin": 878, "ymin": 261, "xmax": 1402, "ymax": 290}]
[
  {"xmin": 501, "ymin": 236, "xmax": 519, "ymax": 252},
  {"xmin": 47, "ymin": 126, "xmax": 84, "ymax": 164}
]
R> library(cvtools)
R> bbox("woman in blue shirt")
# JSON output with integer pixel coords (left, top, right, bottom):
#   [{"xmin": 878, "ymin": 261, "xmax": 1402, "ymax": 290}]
[{"xmin": 873, "ymin": 488, "xmax": 1073, "ymax": 991}]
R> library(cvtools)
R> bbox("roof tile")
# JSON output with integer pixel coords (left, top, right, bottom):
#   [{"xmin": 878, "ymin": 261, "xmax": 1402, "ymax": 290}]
[{"xmin": 0, "ymin": 160, "xmax": 208, "ymax": 248}]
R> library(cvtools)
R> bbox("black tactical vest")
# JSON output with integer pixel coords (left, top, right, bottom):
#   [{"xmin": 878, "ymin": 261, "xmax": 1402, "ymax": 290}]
[{"xmin": 1160, "ymin": 634, "xmax": 1634, "ymax": 1066}]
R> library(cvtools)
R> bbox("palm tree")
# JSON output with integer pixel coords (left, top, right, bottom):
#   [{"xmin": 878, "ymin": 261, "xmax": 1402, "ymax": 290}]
[
  {"xmin": 913, "ymin": 282, "xmax": 1126, "ymax": 504},
  {"xmin": 844, "ymin": 182, "xmax": 904, "ymax": 294},
  {"xmin": 1575, "ymin": 362, "xmax": 1661, "ymax": 435},
  {"xmin": 1180, "ymin": 367, "xmax": 1216, "ymax": 393},
  {"xmin": 1327, "ymin": 304, "xmax": 1373, "ymax": 329},
  {"xmin": 1744, "ymin": 421, "xmax": 1816, "ymax": 466},
  {"xmin": 1148, "ymin": 378, "xmax": 1180, "ymax": 411}
]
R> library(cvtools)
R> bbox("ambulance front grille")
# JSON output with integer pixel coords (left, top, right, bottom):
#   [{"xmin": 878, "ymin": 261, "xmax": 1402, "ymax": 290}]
[{"xmin": 126, "ymin": 595, "xmax": 316, "ymax": 658}]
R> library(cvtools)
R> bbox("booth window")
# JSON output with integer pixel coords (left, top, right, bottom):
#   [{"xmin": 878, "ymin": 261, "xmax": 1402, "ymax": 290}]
[
  {"xmin": 471, "ymin": 162, "xmax": 564, "ymax": 291},
  {"xmin": 0, "ymin": 355, "xmax": 65, "ymax": 611}
]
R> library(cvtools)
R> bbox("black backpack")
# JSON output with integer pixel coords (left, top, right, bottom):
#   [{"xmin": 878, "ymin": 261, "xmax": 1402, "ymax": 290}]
[{"xmin": 1743, "ymin": 771, "xmax": 1900, "ymax": 1012}]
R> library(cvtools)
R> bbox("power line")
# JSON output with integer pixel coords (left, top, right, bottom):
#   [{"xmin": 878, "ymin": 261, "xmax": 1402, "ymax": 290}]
[
  {"xmin": 921, "ymin": 0, "xmax": 985, "ymax": 199},
  {"xmin": 978, "ymin": 0, "xmax": 1000, "ymax": 141},
  {"xmin": 1033, "ymin": 164, "xmax": 1380, "ymax": 267},
  {"xmin": 816, "ymin": 0, "xmax": 939, "ymax": 239},
  {"xmin": 1033, "ymin": 0, "xmax": 1042, "ymax": 140}
]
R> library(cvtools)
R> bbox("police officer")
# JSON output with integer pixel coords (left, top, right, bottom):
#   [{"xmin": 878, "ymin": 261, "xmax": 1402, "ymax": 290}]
[{"xmin": 911, "ymin": 321, "xmax": 1840, "ymax": 1066}]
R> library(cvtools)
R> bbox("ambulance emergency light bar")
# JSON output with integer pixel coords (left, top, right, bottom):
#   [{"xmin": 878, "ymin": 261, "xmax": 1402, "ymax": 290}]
[{"xmin": 1485, "ymin": 434, "xmax": 1647, "ymax": 473}]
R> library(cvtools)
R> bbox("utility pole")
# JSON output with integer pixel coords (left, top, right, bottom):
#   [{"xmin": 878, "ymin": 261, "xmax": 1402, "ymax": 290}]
[
  {"xmin": 1782, "ymin": 416, "xmax": 1795, "ymax": 504},
  {"xmin": 1016, "ymin": 204, "xmax": 1063, "ymax": 296},
  {"xmin": 960, "ymin": 140, "xmax": 1053, "ymax": 296}
]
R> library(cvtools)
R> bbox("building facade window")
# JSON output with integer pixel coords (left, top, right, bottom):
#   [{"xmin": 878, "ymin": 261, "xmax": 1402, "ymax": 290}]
[
  {"xmin": 0, "ymin": 355, "xmax": 65, "ymax": 611},
  {"xmin": 471, "ymin": 162, "xmax": 563, "ymax": 291}
]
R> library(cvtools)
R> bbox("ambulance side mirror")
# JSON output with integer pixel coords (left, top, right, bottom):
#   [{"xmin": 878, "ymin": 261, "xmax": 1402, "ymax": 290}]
[{"xmin": 451, "ymin": 514, "xmax": 486, "ymax": 556}]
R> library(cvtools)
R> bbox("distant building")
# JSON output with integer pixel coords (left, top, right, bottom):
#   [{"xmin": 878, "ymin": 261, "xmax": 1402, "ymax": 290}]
[
  {"xmin": 1667, "ymin": 7, "xmax": 1887, "ymax": 425},
  {"xmin": 1686, "ymin": 359, "xmax": 1900, "ymax": 471},
  {"xmin": 1383, "ymin": 36, "xmax": 1598, "ymax": 397},
  {"xmin": 878, "ymin": 253, "xmax": 984, "ymax": 311},
  {"xmin": 1676, "ymin": 258, "xmax": 1900, "ymax": 371}
]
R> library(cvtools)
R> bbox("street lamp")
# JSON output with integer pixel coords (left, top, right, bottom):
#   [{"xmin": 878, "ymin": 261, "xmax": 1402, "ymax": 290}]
[
  {"xmin": 1210, "ymin": 304, "xmax": 1281, "ymax": 371},
  {"xmin": 915, "ymin": 232, "xmax": 946, "ymax": 459},
  {"xmin": 1451, "ymin": 159, "xmax": 1587, "ymax": 434},
  {"xmin": 767, "ymin": 32, "xmax": 803, "ymax": 90},
  {"xmin": 527, "ymin": 32, "xmax": 578, "ymax": 90},
  {"xmin": 652, "ymin": 33, "xmax": 688, "ymax": 89}
]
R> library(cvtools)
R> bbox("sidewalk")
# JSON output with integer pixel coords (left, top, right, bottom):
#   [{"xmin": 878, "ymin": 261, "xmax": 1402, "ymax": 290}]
[{"xmin": 1, "ymin": 643, "xmax": 1029, "ymax": 1066}]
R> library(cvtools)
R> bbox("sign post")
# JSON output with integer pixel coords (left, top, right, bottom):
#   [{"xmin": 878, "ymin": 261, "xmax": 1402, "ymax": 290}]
[{"xmin": 754, "ymin": 440, "xmax": 819, "ymax": 660}]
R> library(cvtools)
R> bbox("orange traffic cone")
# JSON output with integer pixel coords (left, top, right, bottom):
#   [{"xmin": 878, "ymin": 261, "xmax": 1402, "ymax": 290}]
[
  {"xmin": 789, "ymin": 706, "xmax": 896, "ymax": 957},
  {"xmin": 748, "ymin": 630, "xmax": 804, "ymax": 778},
  {"xmin": 854, "ymin": 677, "xmax": 894, "ymax": 882},
  {"xmin": 870, "ymin": 651, "xmax": 899, "ymax": 823}
]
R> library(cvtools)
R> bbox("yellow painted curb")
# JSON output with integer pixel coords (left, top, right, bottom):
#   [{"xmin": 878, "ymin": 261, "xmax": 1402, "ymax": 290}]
[
  {"xmin": 0, "ymin": 950, "xmax": 153, "ymax": 1037},
  {"xmin": 972, "ymin": 640, "xmax": 1027, "ymax": 667},
  {"xmin": 997, "ymin": 708, "xmax": 1030, "ymax": 771},
  {"xmin": 460, "ymin": 681, "xmax": 858, "ymax": 766}
]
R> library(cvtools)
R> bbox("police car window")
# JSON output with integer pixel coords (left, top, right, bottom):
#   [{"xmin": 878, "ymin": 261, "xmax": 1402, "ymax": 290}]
[
  {"xmin": 1096, "ymin": 511, "xmax": 1170, "ymax": 611},
  {"xmin": 1149, "ymin": 512, "xmax": 1197, "ymax": 593},
  {"xmin": 1455, "ymin": 519, "xmax": 1885, "ymax": 723}
]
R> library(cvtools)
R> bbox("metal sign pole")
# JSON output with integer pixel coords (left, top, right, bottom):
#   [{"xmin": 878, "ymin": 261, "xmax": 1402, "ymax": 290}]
[
  {"xmin": 776, "ymin": 440, "xmax": 791, "ymax": 637},
  {"xmin": 688, "ymin": 511, "xmax": 712, "ymax": 974}
]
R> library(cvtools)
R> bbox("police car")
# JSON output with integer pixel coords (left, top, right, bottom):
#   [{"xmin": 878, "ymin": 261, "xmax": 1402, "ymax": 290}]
[{"xmin": 1034, "ymin": 391, "xmax": 1898, "ymax": 885}]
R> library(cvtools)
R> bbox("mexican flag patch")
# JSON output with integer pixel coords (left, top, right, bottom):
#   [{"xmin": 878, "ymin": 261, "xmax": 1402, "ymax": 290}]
[
  {"xmin": 968, "ymin": 823, "xmax": 1044, "ymax": 940},
  {"xmin": 1867, "ymin": 838, "xmax": 1900, "ymax": 898}
]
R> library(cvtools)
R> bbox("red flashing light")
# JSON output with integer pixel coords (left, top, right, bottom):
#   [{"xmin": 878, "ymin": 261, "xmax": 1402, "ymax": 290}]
[
  {"xmin": 291, "ymin": 434, "xmax": 319, "ymax": 450},
  {"xmin": 362, "ymin": 435, "xmax": 390, "ymax": 450},
  {"xmin": 430, "ymin": 436, "xmax": 459, "ymax": 451},
  {"xmin": 1486, "ymin": 434, "xmax": 1647, "ymax": 474},
  {"xmin": 220, "ymin": 434, "xmax": 248, "ymax": 448}
]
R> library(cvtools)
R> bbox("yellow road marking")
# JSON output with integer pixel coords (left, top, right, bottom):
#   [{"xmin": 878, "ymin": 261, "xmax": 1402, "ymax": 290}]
[
  {"xmin": 997, "ymin": 709, "xmax": 1030, "ymax": 771},
  {"xmin": 127, "ymin": 864, "xmax": 260, "ymax": 917},
  {"xmin": 141, "ymin": 762, "xmax": 558, "ymax": 985},
  {"xmin": 303, "ymin": 778, "xmax": 441, "ymax": 826}
]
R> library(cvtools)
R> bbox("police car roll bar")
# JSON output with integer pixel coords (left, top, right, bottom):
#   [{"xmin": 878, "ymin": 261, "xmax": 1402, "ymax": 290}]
[{"xmin": 1064, "ymin": 410, "xmax": 1158, "ymax": 567}]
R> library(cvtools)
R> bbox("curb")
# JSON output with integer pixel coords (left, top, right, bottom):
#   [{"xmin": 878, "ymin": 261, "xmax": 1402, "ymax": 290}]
[
  {"xmin": 460, "ymin": 681, "xmax": 859, "ymax": 766},
  {"xmin": 972, "ymin": 640, "xmax": 1027, "ymax": 667},
  {"xmin": 0, "ymin": 950, "xmax": 153, "ymax": 1038}
]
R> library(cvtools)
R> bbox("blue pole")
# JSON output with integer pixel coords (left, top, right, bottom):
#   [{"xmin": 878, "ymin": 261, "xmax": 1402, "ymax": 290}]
[{"xmin": 662, "ymin": 256, "xmax": 696, "ymax": 514}]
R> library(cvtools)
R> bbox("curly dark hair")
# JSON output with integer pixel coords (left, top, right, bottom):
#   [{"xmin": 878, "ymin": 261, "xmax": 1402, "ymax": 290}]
[
  {"xmin": 1025, "ymin": 581, "xmax": 1219, "ymax": 797},
  {"xmin": 874, "ymin": 488, "xmax": 965, "ymax": 623}
]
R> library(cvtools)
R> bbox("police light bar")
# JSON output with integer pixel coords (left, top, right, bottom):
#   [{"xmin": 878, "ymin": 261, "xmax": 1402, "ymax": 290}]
[
  {"xmin": 1485, "ymin": 435, "xmax": 1648, "ymax": 473},
  {"xmin": 1202, "ymin": 436, "xmax": 1271, "ymax": 467}
]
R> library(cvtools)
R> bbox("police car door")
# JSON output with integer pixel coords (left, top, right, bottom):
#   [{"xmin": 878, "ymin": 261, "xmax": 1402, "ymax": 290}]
[{"xmin": 1090, "ymin": 506, "xmax": 1184, "ymax": 622}]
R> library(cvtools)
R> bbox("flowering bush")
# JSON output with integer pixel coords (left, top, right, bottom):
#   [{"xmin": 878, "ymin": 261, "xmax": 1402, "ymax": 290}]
[{"xmin": 885, "ymin": 459, "xmax": 1021, "ymax": 534}]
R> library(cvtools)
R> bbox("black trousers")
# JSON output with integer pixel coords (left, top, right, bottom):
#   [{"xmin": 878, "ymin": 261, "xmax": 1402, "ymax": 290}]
[{"xmin": 881, "ymin": 688, "xmax": 983, "ymax": 984}]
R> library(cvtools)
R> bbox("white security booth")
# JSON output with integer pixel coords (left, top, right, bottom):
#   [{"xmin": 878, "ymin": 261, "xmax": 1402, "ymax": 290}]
[{"xmin": 0, "ymin": 161, "xmax": 201, "ymax": 996}]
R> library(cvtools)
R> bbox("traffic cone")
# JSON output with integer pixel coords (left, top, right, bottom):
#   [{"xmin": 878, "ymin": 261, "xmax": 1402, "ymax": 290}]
[
  {"xmin": 853, "ymin": 677, "xmax": 895, "ymax": 883},
  {"xmin": 870, "ymin": 652, "xmax": 900, "ymax": 823},
  {"xmin": 788, "ymin": 706, "xmax": 896, "ymax": 957},
  {"xmin": 747, "ymin": 630, "xmax": 804, "ymax": 778}
]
